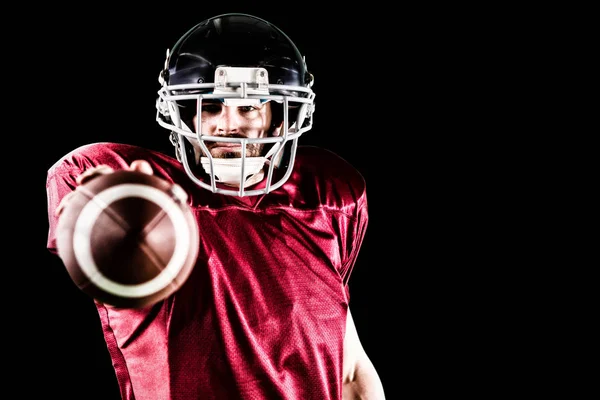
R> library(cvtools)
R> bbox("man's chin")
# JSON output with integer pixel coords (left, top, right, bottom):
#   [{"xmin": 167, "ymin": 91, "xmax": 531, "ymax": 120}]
[{"xmin": 209, "ymin": 144, "xmax": 263, "ymax": 159}]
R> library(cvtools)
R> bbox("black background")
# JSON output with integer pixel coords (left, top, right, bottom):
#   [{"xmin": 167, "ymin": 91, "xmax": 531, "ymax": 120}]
[{"xmin": 21, "ymin": 3, "xmax": 483, "ymax": 399}]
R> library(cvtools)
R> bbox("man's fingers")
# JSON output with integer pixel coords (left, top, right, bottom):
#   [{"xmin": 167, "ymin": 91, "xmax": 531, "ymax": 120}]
[
  {"xmin": 58, "ymin": 165, "xmax": 114, "ymax": 217},
  {"xmin": 58, "ymin": 160, "xmax": 152, "ymax": 218},
  {"xmin": 55, "ymin": 190, "xmax": 77, "ymax": 217},
  {"xmin": 76, "ymin": 165, "xmax": 114, "ymax": 185},
  {"xmin": 129, "ymin": 160, "xmax": 153, "ymax": 175}
]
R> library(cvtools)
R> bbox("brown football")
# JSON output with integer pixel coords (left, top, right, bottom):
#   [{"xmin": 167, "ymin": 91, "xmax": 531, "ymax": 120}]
[{"xmin": 56, "ymin": 169, "xmax": 199, "ymax": 308}]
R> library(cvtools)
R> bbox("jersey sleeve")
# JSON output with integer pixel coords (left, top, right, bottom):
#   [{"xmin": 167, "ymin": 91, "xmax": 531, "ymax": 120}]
[
  {"xmin": 339, "ymin": 192, "xmax": 369, "ymax": 291},
  {"xmin": 45, "ymin": 142, "xmax": 162, "ymax": 254},
  {"xmin": 291, "ymin": 146, "xmax": 370, "ymax": 300},
  {"xmin": 46, "ymin": 155, "xmax": 85, "ymax": 254}
]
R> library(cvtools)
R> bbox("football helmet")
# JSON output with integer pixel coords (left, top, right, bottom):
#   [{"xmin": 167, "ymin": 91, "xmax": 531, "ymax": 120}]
[{"xmin": 156, "ymin": 13, "xmax": 316, "ymax": 197}]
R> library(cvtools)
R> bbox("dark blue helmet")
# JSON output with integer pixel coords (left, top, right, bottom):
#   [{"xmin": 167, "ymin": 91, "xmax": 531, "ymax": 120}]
[{"xmin": 156, "ymin": 13, "xmax": 315, "ymax": 197}]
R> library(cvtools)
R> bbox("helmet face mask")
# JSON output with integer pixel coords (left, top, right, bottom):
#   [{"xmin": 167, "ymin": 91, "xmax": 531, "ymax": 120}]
[{"xmin": 156, "ymin": 13, "xmax": 315, "ymax": 197}]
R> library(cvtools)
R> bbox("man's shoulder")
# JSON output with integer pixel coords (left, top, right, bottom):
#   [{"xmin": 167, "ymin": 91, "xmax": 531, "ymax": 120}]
[
  {"xmin": 288, "ymin": 146, "xmax": 367, "ymax": 210},
  {"xmin": 47, "ymin": 142, "xmax": 175, "ymax": 179}
]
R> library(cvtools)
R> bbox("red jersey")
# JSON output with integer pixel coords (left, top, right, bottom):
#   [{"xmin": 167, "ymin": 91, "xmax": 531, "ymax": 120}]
[{"xmin": 46, "ymin": 142, "xmax": 368, "ymax": 400}]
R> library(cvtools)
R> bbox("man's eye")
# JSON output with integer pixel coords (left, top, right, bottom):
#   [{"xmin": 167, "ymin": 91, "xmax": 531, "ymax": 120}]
[
  {"xmin": 239, "ymin": 106, "xmax": 257, "ymax": 112},
  {"xmin": 202, "ymin": 104, "xmax": 221, "ymax": 113}
]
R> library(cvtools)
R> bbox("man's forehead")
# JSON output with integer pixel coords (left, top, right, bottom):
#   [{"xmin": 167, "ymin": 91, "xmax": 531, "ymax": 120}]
[{"xmin": 203, "ymin": 99, "xmax": 268, "ymax": 107}]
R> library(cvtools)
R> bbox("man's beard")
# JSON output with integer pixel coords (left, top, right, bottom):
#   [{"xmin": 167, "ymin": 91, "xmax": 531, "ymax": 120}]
[
  {"xmin": 208, "ymin": 142, "xmax": 265, "ymax": 159},
  {"xmin": 189, "ymin": 137, "xmax": 268, "ymax": 166}
]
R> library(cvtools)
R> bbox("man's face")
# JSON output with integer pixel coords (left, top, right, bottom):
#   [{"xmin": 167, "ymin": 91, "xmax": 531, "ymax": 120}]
[{"xmin": 192, "ymin": 100, "xmax": 276, "ymax": 159}]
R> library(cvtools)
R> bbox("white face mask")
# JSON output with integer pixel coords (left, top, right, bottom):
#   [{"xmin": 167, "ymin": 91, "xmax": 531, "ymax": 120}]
[{"xmin": 200, "ymin": 156, "xmax": 267, "ymax": 188}]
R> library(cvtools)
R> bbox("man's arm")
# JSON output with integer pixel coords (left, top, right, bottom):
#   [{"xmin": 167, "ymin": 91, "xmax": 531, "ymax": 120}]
[{"xmin": 342, "ymin": 308, "xmax": 386, "ymax": 399}]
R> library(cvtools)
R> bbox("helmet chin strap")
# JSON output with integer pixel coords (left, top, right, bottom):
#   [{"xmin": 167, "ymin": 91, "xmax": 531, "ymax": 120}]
[{"xmin": 200, "ymin": 157, "xmax": 266, "ymax": 187}]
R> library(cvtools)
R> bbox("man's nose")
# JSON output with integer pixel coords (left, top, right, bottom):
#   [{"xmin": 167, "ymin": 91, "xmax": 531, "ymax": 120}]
[{"xmin": 217, "ymin": 107, "xmax": 241, "ymax": 134}]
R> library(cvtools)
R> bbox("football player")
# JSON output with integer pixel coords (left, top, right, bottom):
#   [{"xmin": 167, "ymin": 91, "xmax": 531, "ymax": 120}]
[{"xmin": 46, "ymin": 13, "xmax": 386, "ymax": 399}]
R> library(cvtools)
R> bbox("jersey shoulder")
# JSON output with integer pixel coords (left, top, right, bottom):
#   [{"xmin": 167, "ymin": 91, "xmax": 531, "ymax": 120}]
[
  {"xmin": 46, "ymin": 142, "xmax": 183, "ymax": 186},
  {"xmin": 286, "ymin": 145, "xmax": 367, "ymax": 211}
]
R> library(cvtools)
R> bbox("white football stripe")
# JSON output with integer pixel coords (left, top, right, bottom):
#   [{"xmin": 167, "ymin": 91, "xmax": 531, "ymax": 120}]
[{"xmin": 72, "ymin": 183, "xmax": 191, "ymax": 298}]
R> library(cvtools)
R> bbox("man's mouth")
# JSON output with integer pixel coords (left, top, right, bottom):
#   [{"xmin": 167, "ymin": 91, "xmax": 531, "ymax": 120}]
[{"xmin": 210, "ymin": 145, "xmax": 243, "ymax": 158}]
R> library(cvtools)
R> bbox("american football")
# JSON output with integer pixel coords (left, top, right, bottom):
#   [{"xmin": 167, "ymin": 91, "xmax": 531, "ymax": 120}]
[{"xmin": 55, "ymin": 169, "xmax": 199, "ymax": 308}]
